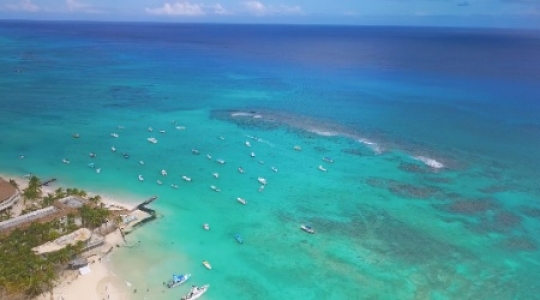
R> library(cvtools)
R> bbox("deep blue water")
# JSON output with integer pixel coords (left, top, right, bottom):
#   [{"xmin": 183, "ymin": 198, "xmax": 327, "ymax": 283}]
[{"xmin": 1, "ymin": 21, "xmax": 540, "ymax": 299}]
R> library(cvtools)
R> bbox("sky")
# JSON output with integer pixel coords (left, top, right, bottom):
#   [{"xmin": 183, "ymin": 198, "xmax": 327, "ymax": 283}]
[{"xmin": 0, "ymin": 0, "xmax": 539, "ymax": 28}]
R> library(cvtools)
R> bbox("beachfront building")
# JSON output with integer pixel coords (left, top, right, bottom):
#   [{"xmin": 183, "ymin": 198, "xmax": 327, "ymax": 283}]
[
  {"xmin": 0, "ymin": 178, "xmax": 20, "ymax": 212},
  {"xmin": 0, "ymin": 195, "xmax": 87, "ymax": 232},
  {"xmin": 0, "ymin": 206, "xmax": 59, "ymax": 231},
  {"xmin": 32, "ymin": 227, "xmax": 92, "ymax": 254}
]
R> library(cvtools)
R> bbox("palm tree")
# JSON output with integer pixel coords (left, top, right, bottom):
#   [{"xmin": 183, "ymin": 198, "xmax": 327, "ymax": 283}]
[
  {"xmin": 89, "ymin": 195, "xmax": 102, "ymax": 204},
  {"xmin": 54, "ymin": 187, "xmax": 66, "ymax": 200},
  {"xmin": 41, "ymin": 193, "xmax": 55, "ymax": 208},
  {"xmin": 1, "ymin": 209, "xmax": 14, "ymax": 221},
  {"xmin": 78, "ymin": 189, "xmax": 87, "ymax": 198},
  {"xmin": 28, "ymin": 176, "xmax": 41, "ymax": 191},
  {"xmin": 23, "ymin": 176, "xmax": 42, "ymax": 204}
]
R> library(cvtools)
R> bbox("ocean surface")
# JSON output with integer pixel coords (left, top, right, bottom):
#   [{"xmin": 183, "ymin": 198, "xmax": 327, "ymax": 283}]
[{"xmin": 1, "ymin": 21, "xmax": 540, "ymax": 299}]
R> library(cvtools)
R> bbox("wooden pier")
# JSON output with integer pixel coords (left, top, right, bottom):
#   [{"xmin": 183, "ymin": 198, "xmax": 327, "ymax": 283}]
[{"xmin": 40, "ymin": 178, "xmax": 57, "ymax": 187}]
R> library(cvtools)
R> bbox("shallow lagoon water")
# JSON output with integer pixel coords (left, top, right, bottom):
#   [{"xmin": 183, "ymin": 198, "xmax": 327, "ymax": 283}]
[{"xmin": 1, "ymin": 22, "xmax": 540, "ymax": 299}]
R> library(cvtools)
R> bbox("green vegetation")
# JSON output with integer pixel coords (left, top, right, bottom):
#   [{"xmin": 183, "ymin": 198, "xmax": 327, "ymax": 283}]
[
  {"xmin": 22, "ymin": 176, "xmax": 41, "ymax": 204},
  {"xmin": 0, "ymin": 176, "xmax": 116, "ymax": 299},
  {"xmin": 0, "ymin": 222, "xmax": 82, "ymax": 298}
]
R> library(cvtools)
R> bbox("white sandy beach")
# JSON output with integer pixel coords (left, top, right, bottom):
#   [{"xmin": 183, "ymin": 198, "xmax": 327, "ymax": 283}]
[
  {"xmin": 35, "ymin": 232, "xmax": 129, "ymax": 300},
  {"xmin": 0, "ymin": 173, "xmax": 150, "ymax": 300}
]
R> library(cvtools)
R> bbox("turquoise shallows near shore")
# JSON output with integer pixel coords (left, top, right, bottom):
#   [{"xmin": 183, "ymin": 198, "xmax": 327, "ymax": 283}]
[{"xmin": 1, "ymin": 22, "xmax": 540, "ymax": 299}]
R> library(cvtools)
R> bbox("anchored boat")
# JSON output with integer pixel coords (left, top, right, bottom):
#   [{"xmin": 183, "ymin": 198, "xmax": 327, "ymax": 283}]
[
  {"xmin": 202, "ymin": 260, "xmax": 212, "ymax": 270},
  {"xmin": 234, "ymin": 233, "xmax": 243, "ymax": 244},
  {"xmin": 181, "ymin": 285, "xmax": 209, "ymax": 300},
  {"xmin": 164, "ymin": 273, "xmax": 191, "ymax": 289},
  {"xmin": 301, "ymin": 224, "xmax": 315, "ymax": 234}
]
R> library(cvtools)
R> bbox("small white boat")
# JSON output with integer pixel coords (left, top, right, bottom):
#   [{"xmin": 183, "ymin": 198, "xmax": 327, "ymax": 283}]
[
  {"xmin": 161, "ymin": 169, "xmax": 167, "ymax": 176},
  {"xmin": 139, "ymin": 160, "xmax": 145, "ymax": 165},
  {"xmin": 238, "ymin": 167, "xmax": 244, "ymax": 173},
  {"xmin": 147, "ymin": 137, "xmax": 158, "ymax": 144},
  {"xmin": 138, "ymin": 175, "xmax": 144, "ymax": 181},
  {"xmin": 212, "ymin": 172, "xmax": 219, "ymax": 179},
  {"xmin": 250, "ymin": 152, "xmax": 256, "ymax": 157},
  {"xmin": 148, "ymin": 127, "xmax": 153, "ymax": 132},
  {"xmin": 258, "ymin": 177, "xmax": 267, "ymax": 185},
  {"xmin": 62, "ymin": 158, "xmax": 70, "ymax": 164},
  {"xmin": 203, "ymin": 223, "xmax": 210, "ymax": 230},
  {"xmin": 157, "ymin": 180, "xmax": 163, "ymax": 185},
  {"xmin": 89, "ymin": 152, "xmax": 96, "ymax": 158},
  {"xmin": 216, "ymin": 159, "xmax": 226, "ymax": 164},
  {"xmin": 159, "ymin": 130, "xmax": 166, "ymax": 133},
  {"xmin": 258, "ymin": 185, "xmax": 265, "ymax": 192},
  {"xmin": 181, "ymin": 284, "xmax": 209, "ymax": 300},
  {"xmin": 206, "ymin": 154, "xmax": 212, "ymax": 159},
  {"xmin": 171, "ymin": 184, "xmax": 178, "ymax": 189},
  {"xmin": 111, "ymin": 133, "xmax": 119, "ymax": 138},
  {"xmin": 245, "ymin": 141, "xmax": 251, "ymax": 147},
  {"xmin": 237, "ymin": 197, "xmax": 247, "ymax": 205},
  {"xmin": 192, "ymin": 149, "xmax": 199, "ymax": 155},
  {"xmin": 318, "ymin": 165, "xmax": 327, "ymax": 172},
  {"xmin": 219, "ymin": 136, "xmax": 225, "ymax": 140},
  {"xmin": 271, "ymin": 167, "xmax": 278, "ymax": 173},
  {"xmin": 323, "ymin": 156, "xmax": 334, "ymax": 163},
  {"xmin": 293, "ymin": 145, "xmax": 302, "ymax": 151},
  {"xmin": 202, "ymin": 261, "xmax": 212, "ymax": 270},
  {"xmin": 111, "ymin": 146, "xmax": 116, "ymax": 152},
  {"xmin": 301, "ymin": 224, "xmax": 315, "ymax": 234},
  {"xmin": 210, "ymin": 185, "xmax": 221, "ymax": 192},
  {"xmin": 96, "ymin": 168, "xmax": 101, "ymax": 174},
  {"xmin": 182, "ymin": 176, "xmax": 192, "ymax": 182},
  {"xmin": 258, "ymin": 160, "xmax": 264, "ymax": 164},
  {"xmin": 175, "ymin": 126, "xmax": 186, "ymax": 130}
]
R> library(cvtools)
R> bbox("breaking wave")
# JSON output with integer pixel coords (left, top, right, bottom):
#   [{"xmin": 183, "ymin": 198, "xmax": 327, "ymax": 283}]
[
  {"xmin": 215, "ymin": 109, "xmax": 448, "ymax": 167},
  {"xmin": 414, "ymin": 156, "xmax": 445, "ymax": 169}
]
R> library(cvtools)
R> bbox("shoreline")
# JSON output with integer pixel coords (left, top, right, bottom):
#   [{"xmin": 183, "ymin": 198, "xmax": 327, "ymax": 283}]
[{"xmin": 0, "ymin": 172, "xmax": 152, "ymax": 300}]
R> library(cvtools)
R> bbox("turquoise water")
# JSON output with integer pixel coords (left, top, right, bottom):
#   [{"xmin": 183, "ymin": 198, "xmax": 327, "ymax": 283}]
[{"xmin": 1, "ymin": 22, "xmax": 540, "ymax": 299}]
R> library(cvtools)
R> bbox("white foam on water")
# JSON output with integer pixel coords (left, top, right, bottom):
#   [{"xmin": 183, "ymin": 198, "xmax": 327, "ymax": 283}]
[
  {"xmin": 308, "ymin": 128, "xmax": 338, "ymax": 137},
  {"xmin": 414, "ymin": 156, "xmax": 445, "ymax": 169},
  {"xmin": 231, "ymin": 112, "xmax": 253, "ymax": 117},
  {"xmin": 358, "ymin": 138, "xmax": 383, "ymax": 154}
]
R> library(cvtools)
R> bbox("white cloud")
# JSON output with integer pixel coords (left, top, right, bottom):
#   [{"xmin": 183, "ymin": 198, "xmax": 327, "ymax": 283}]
[
  {"xmin": 145, "ymin": 2, "xmax": 206, "ymax": 16},
  {"xmin": 243, "ymin": 0, "xmax": 303, "ymax": 16},
  {"xmin": 5, "ymin": 0, "xmax": 40, "ymax": 12},
  {"xmin": 66, "ymin": 0, "xmax": 102, "ymax": 13},
  {"xmin": 244, "ymin": 0, "xmax": 266, "ymax": 15},
  {"xmin": 211, "ymin": 3, "xmax": 232, "ymax": 15}
]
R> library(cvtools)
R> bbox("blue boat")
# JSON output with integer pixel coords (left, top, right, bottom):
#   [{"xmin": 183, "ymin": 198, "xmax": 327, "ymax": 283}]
[
  {"xmin": 164, "ymin": 273, "xmax": 191, "ymax": 288},
  {"xmin": 234, "ymin": 233, "xmax": 243, "ymax": 244}
]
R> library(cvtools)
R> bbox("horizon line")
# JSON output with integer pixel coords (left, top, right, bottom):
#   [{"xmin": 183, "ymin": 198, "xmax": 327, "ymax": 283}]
[{"xmin": 1, "ymin": 18, "xmax": 539, "ymax": 31}]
